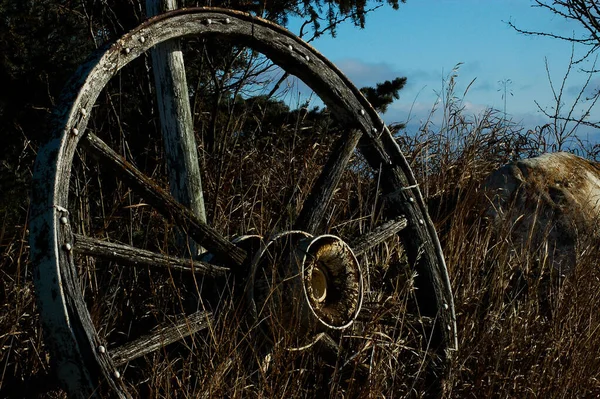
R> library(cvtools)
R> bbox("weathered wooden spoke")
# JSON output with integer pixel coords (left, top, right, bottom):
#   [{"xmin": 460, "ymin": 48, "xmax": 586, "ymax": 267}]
[
  {"xmin": 350, "ymin": 216, "xmax": 408, "ymax": 256},
  {"xmin": 28, "ymin": 7, "xmax": 456, "ymax": 398},
  {"xmin": 73, "ymin": 234, "xmax": 229, "ymax": 277},
  {"xmin": 110, "ymin": 310, "xmax": 212, "ymax": 367},
  {"xmin": 294, "ymin": 129, "xmax": 363, "ymax": 234},
  {"xmin": 83, "ymin": 133, "xmax": 246, "ymax": 267}
]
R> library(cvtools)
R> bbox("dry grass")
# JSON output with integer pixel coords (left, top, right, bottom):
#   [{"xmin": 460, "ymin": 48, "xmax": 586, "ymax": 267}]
[{"xmin": 2, "ymin": 69, "xmax": 600, "ymax": 398}]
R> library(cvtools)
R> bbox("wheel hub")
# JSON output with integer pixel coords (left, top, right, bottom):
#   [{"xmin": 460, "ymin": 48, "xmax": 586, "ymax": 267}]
[
  {"xmin": 300, "ymin": 234, "xmax": 363, "ymax": 330},
  {"xmin": 309, "ymin": 266, "xmax": 328, "ymax": 303},
  {"xmin": 248, "ymin": 231, "xmax": 363, "ymax": 338}
]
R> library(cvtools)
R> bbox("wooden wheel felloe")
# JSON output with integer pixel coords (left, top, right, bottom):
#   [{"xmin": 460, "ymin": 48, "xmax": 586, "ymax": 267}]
[{"xmin": 29, "ymin": 7, "xmax": 457, "ymax": 397}]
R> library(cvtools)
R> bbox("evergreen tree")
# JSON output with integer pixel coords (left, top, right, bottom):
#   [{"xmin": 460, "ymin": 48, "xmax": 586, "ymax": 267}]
[
  {"xmin": 360, "ymin": 77, "xmax": 407, "ymax": 114},
  {"xmin": 0, "ymin": 0, "xmax": 409, "ymax": 214}
]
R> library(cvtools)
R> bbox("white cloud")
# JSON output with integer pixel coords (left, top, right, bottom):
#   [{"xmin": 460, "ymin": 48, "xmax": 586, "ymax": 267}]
[
  {"xmin": 462, "ymin": 101, "xmax": 489, "ymax": 114},
  {"xmin": 334, "ymin": 59, "xmax": 402, "ymax": 88},
  {"xmin": 333, "ymin": 58, "xmax": 440, "ymax": 90}
]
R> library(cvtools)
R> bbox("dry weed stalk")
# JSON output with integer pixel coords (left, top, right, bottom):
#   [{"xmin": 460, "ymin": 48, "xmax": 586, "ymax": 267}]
[{"xmin": 2, "ymin": 67, "xmax": 600, "ymax": 398}]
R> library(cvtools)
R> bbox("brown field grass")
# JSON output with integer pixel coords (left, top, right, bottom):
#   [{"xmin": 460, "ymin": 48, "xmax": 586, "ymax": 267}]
[{"xmin": 1, "ymin": 71, "xmax": 600, "ymax": 398}]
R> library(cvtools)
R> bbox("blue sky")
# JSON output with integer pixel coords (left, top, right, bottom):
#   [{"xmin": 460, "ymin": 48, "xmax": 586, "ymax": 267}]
[{"xmin": 284, "ymin": 0, "xmax": 600, "ymax": 143}]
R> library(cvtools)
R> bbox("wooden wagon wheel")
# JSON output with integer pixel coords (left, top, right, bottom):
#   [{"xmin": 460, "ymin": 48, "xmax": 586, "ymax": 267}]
[{"xmin": 29, "ymin": 8, "xmax": 457, "ymax": 398}]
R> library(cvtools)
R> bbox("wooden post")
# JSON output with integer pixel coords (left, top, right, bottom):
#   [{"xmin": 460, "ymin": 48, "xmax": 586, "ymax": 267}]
[{"xmin": 146, "ymin": 0, "xmax": 207, "ymax": 254}]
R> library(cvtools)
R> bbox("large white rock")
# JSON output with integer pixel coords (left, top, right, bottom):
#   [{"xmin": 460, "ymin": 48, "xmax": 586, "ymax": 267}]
[{"xmin": 483, "ymin": 152, "xmax": 600, "ymax": 274}]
